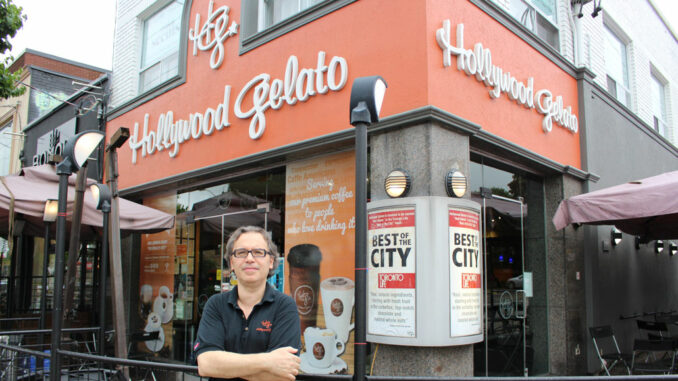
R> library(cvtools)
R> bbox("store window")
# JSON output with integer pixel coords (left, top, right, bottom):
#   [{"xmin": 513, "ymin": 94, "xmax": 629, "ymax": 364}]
[
  {"xmin": 139, "ymin": 0, "xmax": 184, "ymax": 93},
  {"xmin": 650, "ymin": 71, "xmax": 668, "ymax": 138},
  {"xmin": 240, "ymin": 0, "xmax": 355, "ymax": 52},
  {"xmin": 133, "ymin": 150, "xmax": 359, "ymax": 370},
  {"xmin": 0, "ymin": 238, "xmax": 9, "ymax": 315},
  {"xmin": 496, "ymin": 0, "xmax": 559, "ymax": 50},
  {"xmin": 603, "ymin": 23, "xmax": 632, "ymax": 108},
  {"xmin": 134, "ymin": 168, "xmax": 286, "ymax": 363},
  {"xmin": 0, "ymin": 120, "xmax": 13, "ymax": 176}
]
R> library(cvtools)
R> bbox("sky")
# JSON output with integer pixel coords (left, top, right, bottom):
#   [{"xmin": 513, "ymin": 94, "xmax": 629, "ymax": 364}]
[
  {"xmin": 2, "ymin": 0, "xmax": 117, "ymax": 70},
  {"xmin": 0, "ymin": 0, "xmax": 677, "ymax": 72}
]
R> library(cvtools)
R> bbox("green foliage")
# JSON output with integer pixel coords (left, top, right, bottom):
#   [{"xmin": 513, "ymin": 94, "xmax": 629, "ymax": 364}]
[{"xmin": 0, "ymin": 0, "xmax": 25, "ymax": 99}]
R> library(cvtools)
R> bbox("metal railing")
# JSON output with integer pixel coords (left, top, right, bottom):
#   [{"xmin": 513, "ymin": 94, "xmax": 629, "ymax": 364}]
[{"xmin": 4, "ymin": 328, "xmax": 678, "ymax": 380}]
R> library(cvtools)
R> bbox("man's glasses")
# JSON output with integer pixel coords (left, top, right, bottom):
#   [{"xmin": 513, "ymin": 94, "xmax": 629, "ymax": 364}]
[{"xmin": 232, "ymin": 248, "xmax": 270, "ymax": 258}]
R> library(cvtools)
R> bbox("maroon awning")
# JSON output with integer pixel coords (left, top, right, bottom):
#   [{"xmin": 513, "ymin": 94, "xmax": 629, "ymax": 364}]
[
  {"xmin": 552, "ymin": 170, "xmax": 678, "ymax": 240},
  {"xmin": 0, "ymin": 164, "xmax": 174, "ymax": 238}
]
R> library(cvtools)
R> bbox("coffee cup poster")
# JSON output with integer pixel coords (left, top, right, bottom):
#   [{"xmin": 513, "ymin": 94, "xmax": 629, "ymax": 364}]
[
  {"xmin": 448, "ymin": 208, "xmax": 482, "ymax": 337},
  {"xmin": 284, "ymin": 151, "xmax": 356, "ymax": 374},
  {"xmin": 366, "ymin": 208, "xmax": 416, "ymax": 338},
  {"xmin": 139, "ymin": 194, "xmax": 178, "ymax": 353}
]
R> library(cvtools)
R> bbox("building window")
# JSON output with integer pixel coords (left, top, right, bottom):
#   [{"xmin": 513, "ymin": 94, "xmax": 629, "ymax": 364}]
[
  {"xmin": 603, "ymin": 24, "xmax": 632, "ymax": 108},
  {"xmin": 240, "ymin": 0, "xmax": 354, "ymax": 52},
  {"xmin": 139, "ymin": 0, "xmax": 184, "ymax": 93},
  {"xmin": 258, "ymin": 0, "xmax": 323, "ymax": 31},
  {"xmin": 650, "ymin": 73, "xmax": 668, "ymax": 138},
  {"xmin": 501, "ymin": 0, "xmax": 559, "ymax": 50},
  {"xmin": 0, "ymin": 121, "xmax": 13, "ymax": 176}
]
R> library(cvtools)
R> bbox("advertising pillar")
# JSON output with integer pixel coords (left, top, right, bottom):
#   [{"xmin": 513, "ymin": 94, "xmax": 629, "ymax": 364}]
[{"xmin": 367, "ymin": 196, "xmax": 482, "ymax": 346}]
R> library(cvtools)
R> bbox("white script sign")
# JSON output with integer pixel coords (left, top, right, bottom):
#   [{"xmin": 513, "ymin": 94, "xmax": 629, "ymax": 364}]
[
  {"xmin": 128, "ymin": 51, "xmax": 348, "ymax": 164},
  {"xmin": 188, "ymin": 0, "xmax": 238, "ymax": 70},
  {"xmin": 436, "ymin": 20, "xmax": 578, "ymax": 134}
]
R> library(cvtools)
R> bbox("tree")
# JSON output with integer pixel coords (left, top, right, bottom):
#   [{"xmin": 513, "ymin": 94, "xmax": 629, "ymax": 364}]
[{"xmin": 0, "ymin": 0, "xmax": 25, "ymax": 99}]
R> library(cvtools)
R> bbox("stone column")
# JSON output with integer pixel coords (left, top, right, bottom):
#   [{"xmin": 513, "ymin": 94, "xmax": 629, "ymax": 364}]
[{"xmin": 369, "ymin": 119, "xmax": 473, "ymax": 377}]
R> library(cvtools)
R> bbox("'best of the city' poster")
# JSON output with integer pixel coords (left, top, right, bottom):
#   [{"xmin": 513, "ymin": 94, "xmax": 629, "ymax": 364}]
[
  {"xmin": 367, "ymin": 207, "xmax": 416, "ymax": 338},
  {"xmin": 284, "ymin": 151, "xmax": 356, "ymax": 374},
  {"xmin": 449, "ymin": 208, "xmax": 482, "ymax": 337}
]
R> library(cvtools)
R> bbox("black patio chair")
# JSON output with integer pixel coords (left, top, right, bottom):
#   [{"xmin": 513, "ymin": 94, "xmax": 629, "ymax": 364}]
[
  {"xmin": 589, "ymin": 325, "xmax": 632, "ymax": 375},
  {"xmin": 128, "ymin": 331, "xmax": 160, "ymax": 381},
  {"xmin": 637, "ymin": 319, "xmax": 671, "ymax": 341},
  {"xmin": 631, "ymin": 338, "xmax": 676, "ymax": 375}
]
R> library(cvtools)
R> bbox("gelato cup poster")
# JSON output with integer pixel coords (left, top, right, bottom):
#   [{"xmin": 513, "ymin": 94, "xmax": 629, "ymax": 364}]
[
  {"xmin": 367, "ymin": 207, "xmax": 416, "ymax": 338},
  {"xmin": 284, "ymin": 151, "xmax": 356, "ymax": 374},
  {"xmin": 449, "ymin": 208, "xmax": 482, "ymax": 337}
]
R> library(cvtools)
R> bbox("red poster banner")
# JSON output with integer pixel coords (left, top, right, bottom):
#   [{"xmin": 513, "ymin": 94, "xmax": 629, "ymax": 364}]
[{"xmin": 139, "ymin": 194, "xmax": 177, "ymax": 353}]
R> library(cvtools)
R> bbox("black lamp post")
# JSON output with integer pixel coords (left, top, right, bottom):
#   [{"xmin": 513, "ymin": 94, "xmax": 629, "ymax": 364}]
[
  {"xmin": 91, "ymin": 183, "xmax": 112, "ymax": 355},
  {"xmin": 51, "ymin": 130, "xmax": 104, "ymax": 380},
  {"xmin": 349, "ymin": 75, "xmax": 387, "ymax": 381},
  {"xmin": 40, "ymin": 199, "xmax": 57, "ymax": 351}
]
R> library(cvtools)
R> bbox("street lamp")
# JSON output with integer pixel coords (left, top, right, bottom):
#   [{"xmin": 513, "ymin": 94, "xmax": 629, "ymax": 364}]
[
  {"xmin": 51, "ymin": 130, "xmax": 104, "ymax": 380},
  {"xmin": 40, "ymin": 200, "xmax": 57, "ymax": 353},
  {"xmin": 91, "ymin": 183, "xmax": 111, "ymax": 355},
  {"xmin": 350, "ymin": 75, "xmax": 386, "ymax": 381}
]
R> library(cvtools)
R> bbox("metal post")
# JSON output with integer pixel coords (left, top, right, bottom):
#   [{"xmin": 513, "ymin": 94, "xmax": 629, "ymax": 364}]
[
  {"xmin": 63, "ymin": 163, "xmax": 88, "ymax": 321},
  {"xmin": 99, "ymin": 211, "xmax": 109, "ymax": 355},
  {"xmin": 354, "ymin": 121, "xmax": 367, "ymax": 381},
  {"xmin": 39, "ymin": 222, "xmax": 50, "ymax": 347},
  {"xmin": 105, "ymin": 148, "xmax": 129, "ymax": 369},
  {"xmin": 50, "ymin": 173, "xmax": 69, "ymax": 380}
]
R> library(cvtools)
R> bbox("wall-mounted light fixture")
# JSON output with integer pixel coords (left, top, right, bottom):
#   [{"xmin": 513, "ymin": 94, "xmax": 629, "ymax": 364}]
[
  {"xmin": 669, "ymin": 242, "xmax": 677, "ymax": 256},
  {"xmin": 445, "ymin": 169, "xmax": 467, "ymax": 198},
  {"xmin": 385, "ymin": 169, "xmax": 411, "ymax": 198},
  {"xmin": 611, "ymin": 227, "xmax": 622, "ymax": 246},
  {"xmin": 655, "ymin": 240, "xmax": 664, "ymax": 254}
]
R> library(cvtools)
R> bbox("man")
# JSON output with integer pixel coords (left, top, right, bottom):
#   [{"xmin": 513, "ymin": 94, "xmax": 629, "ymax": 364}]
[{"xmin": 194, "ymin": 226, "xmax": 301, "ymax": 381}]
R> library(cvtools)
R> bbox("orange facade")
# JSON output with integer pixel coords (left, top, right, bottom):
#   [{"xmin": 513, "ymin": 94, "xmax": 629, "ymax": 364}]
[{"xmin": 109, "ymin": 0, "xmax": 580, "ymax": 190}]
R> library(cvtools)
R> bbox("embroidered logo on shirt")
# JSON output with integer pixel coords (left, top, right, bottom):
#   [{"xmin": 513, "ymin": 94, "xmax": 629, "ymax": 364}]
[
  {"xmin": 256, "ymin": 320, "xmax": 272, "ymax": 332},
  {"xmin": 194, "ymin": 342, "xmax": 200, "ymax": 351}
]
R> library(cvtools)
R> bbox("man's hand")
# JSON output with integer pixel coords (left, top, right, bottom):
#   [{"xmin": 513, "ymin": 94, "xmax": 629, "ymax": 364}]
[{"xmin": 263, "ymin": 347, "xmax": 300, "ymax": 380}]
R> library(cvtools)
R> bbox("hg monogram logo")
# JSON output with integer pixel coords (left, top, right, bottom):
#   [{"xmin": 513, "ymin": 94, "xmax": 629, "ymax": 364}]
[
  {"xmin": 257, "ymin": 320, "xmax": 273, "ymax": 332},
  {"xmin": 189, "ymin": 0, "xmax": 239, "ymax": 70}
]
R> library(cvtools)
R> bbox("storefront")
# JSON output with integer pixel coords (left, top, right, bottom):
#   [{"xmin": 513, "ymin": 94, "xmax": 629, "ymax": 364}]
[{"xmin": 108, "ymin": 0, "xmax": 590, "ymax": 376}]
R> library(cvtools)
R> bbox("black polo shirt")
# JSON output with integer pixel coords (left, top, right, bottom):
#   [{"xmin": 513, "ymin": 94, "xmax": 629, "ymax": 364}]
[{"xmin": 193, "ymin": 283, "xmax": 301, "ymax": 381}]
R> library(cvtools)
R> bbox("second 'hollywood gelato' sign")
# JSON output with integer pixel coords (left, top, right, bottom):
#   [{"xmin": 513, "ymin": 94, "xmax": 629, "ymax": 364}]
[{"xmin": 437, "ymin": 20, "xmax": 578, "ymax": 134}]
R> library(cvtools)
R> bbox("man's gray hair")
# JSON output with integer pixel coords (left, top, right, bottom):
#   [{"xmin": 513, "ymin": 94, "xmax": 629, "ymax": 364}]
[{"xmin": 225, "ymin": 225, "xmax": 280, "ymax": 278}]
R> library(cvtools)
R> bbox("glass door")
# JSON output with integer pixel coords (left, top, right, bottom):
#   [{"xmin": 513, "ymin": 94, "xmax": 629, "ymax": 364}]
[
  {"xmin": 476, "ymin": 188, "xmax": 528, "ymax": 376},
  {"xmin": 471, "ymin": 158, "xmax": 547, "ymax": 376}
]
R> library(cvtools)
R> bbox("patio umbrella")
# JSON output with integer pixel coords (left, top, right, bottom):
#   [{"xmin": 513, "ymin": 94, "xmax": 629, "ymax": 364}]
[
  {"xmin": 552, "ymin": 170, "xmax": 678, "ymax": 240},
  {"xmin": 0, "ymin": 164, "xmax": 174, "ymax": 238}
]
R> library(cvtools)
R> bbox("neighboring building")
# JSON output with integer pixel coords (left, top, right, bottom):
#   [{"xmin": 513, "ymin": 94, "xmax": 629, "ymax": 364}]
[
  {"xmin": 0, "ymin": 49, "xmax": 108, "ymax": 176},
  {"xmin": 69, "ymin": 0, "xmax": 678, "ymax": 378},
  {"xmin": 0, "ymin": 50, "xmax": 108, "ymax": 322}
]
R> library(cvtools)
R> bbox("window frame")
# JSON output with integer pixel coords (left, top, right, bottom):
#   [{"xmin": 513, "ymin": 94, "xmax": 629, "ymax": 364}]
[
  {"xmin": 240, "ymin": 0, "xmax": 356, "ymax": 54},
  {"xmin": 603, "ymin": 21, "xmax": 632, "ymax": 109},
  {"xmin": 501, "ymin": 0, "xmax": 560, "ymax": 51},
  {"xmin": 139, "ymin": 0, "xmax": 186, "ymax": 93},
  {"xmin": 650, "ymin": 68, "xmax": 669, "ymax": 138},
  {"xmin": 0, "ymin": 120, "xmax": 13, "ymax": 177}
]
